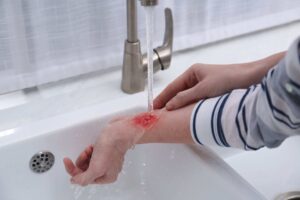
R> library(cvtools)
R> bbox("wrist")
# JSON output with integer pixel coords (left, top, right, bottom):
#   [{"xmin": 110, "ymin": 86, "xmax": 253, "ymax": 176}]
[
  {"xmin": 230, "ymin": 60, "xmax": 271, "ymax": 88},
  {"xmin": 240, "ymin": 52, "xmax": 285, "ymax": 86},
  {"xmin": 227, "ymin": 62, "xmax": 257, "ymax": 89},
  {"xmin": 229, "ymin": 52, "xmax": 285, "ymax": 89},
  {"xmin": 240, "ymin": 61, "xmax": 263, "ymax": 85},
  {"xmin": 102, "ymin": 122, "xmax": 141, "ymax": 153}
]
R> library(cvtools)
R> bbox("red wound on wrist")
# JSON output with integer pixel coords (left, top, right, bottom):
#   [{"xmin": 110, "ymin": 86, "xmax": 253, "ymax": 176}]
[{"xmin": 132, "ymin": 112, "xmax": 159, "ymax": 129}]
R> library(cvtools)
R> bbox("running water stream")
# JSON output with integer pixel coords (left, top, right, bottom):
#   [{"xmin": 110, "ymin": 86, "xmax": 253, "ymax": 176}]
[{"xmin": 145, "ymin": 6, "xmax": 154, "ymax": 111}]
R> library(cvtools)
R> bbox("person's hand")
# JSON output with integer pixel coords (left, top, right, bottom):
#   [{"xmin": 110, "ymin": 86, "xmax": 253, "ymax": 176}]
[
  {"xmin": 63, "ymin": 116, "xmax": 144, "ymax": 186},
  {"xmin": 154, "ymin": 52, "xmax": 285, "ymax": 111},
  {"xmin": 154, "ymin": 63, "xmax": 252, "ymax": 110}
]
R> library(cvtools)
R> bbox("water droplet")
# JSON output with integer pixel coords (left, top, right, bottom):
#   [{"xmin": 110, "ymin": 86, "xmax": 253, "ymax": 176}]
[{"xmin": 169, "ymin": 149, "xmax": 176, "ymax": 160}]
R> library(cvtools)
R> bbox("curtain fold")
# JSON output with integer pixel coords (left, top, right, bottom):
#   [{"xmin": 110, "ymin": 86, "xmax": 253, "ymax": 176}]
[{"xmin": 1, "ymin": 0, "xmax": 300, "ymax": 94}]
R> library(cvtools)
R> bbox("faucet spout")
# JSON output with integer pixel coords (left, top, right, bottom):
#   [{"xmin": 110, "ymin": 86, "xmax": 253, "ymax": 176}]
[
  {"xmin": 127, "ymin": 0, "xmax": 138, "ymax": 43},
  {"xmin": 121, "ymin": 0, "xmax": 173, "ymax": 94},
  {"xmin": 140, "ymin": 0, "xmax": 158, "ymax": 6}
]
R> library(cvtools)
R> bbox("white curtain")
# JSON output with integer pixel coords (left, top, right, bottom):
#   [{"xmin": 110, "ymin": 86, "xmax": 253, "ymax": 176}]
[{"xmin": 1, "ymin": 0, "xmax": 300, "ymax": 94}]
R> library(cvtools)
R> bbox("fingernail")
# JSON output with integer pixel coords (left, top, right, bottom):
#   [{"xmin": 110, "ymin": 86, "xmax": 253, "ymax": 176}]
[{"xmin": 166, "ymin": 103, "xmax": 174, "ymax": 110}]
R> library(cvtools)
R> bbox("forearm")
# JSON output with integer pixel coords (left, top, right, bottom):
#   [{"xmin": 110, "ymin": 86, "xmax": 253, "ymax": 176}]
[
  {"xmin": 137, "ymin": 104, "xmax": 196, "ymax": 144},
  {"xmin": 134, "ymin": 53, "xmax": 286, "ymax": 145},
  {"xmin": 235, "ymin": 52, "xmax": 285, "ymax": 88},
  {"xmin": 192, "ymin": 39, "xmax": 299, "ymax": 150},
  {"xmin": 123, "ymin": 53, "xmax": 286, "ymax": 147},
  {"xmin": 135, "ymin": 50, "xmax": 290, "ymax": 148}
]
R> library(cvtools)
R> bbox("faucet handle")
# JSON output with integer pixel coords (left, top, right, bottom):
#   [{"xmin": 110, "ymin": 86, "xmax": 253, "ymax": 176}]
[
  {"xmin": 143, "ymin": 8, "xmax": 173, "ymax": 72},
  {"xmin": 155, "ymin": 8, "xmax": 173, "ymax": 70}
]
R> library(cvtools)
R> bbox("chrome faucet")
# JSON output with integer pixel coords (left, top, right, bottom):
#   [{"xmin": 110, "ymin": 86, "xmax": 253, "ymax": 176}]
[{"xmin": 121, "ymin": 0, "xmax": 173, "ymax": 94}]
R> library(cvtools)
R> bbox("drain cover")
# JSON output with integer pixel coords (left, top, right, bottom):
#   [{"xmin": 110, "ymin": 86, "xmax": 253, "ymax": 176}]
[{"xmin": 30, "ymin": 151, "xmax": 55, "ymax": 173}]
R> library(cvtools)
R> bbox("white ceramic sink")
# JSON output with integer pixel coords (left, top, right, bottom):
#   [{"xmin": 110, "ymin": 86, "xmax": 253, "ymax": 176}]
[
  {"xmin": 225, "ymin": 136, "xmax": 300, "ymax": 199},
  {"xmin": 0, "ymin": 94, "xmax": 265, "ymax": 200},
  {"xmin": 1, "ymin": 22, "xmax": 300, "ymax": 200}
]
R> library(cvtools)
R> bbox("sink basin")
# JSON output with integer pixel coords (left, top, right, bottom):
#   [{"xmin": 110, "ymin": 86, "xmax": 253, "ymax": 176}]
[
  {"xmin": 0, "ymin": 94, "xmax": 265, "ymax": 200},
  {"xmin": 225, "ymin": 136, "xmax": 300, "ymax": 200}
]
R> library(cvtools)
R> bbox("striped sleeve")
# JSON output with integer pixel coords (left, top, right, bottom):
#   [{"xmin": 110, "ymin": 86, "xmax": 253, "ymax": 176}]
[{"xmin": 190, "ymin": 36, "xmax": 300, "ymax": 150}]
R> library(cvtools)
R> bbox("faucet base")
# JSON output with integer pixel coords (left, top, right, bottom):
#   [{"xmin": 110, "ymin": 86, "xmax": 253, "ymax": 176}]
[{"xmin": 121, "ymin": 40, "xmax": 146, "ymax": 94}]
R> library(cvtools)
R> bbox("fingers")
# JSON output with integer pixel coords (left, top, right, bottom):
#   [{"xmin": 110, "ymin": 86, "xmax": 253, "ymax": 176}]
[
  {"xmin": 64, "ymin": 145, "xmax": 93, "ymax": 177},
  {"xmin": 93, "ymin": 173, "xmax": 118, "ymax": 184},
  {"xmin": 70, "ymin": 149, "xmax": 124, "ymax": 186},
  {"xmin": 93, "ymin": 162, "xmax": 122, "ymax": 185},
  {"xmin": 166, "ymin": 83, "xmax": 206, "ymax": 110},
  {"xmin": 63, "ymin": 157, "xmax": 82, "ymax": 177},
  {"xmin": 71, "ymin": 167, "xmax": 99, "ymax": 186},
  {"xmin": 154, "ymin": 67, "xmax": 197, "ymax": 109},
  {"xmin": 70, "ymin": 165, "xmax": 121, "ymax": 186},
  {"xmin": 75, "ymin": 145, "xmax": 93, "ymax": 171}
]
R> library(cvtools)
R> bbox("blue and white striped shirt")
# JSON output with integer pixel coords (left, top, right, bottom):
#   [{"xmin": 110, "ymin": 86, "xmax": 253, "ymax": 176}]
[{"xmin": 190, "ymin": 36, "xmax": 300, "ymax": 150}]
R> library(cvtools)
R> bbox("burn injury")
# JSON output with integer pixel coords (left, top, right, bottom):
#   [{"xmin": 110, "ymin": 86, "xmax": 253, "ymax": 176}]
[{"xmin": 131, "ymin": 112, "xmax": 159, "ymax": 130}]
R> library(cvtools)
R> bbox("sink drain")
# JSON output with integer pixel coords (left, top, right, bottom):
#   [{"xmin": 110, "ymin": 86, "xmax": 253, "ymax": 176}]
[
  {"xmin": 29, "ymin": 151, "xmax": 55, "ymax": 173},
  {"xmin": 275, "ymin": 191, "xmax": 300, "ymax": 200}
]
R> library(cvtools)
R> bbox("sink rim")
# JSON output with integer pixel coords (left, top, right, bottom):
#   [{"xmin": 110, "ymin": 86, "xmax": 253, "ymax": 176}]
[{"xmin": 0, "ymin": 93, "xmax": 147, "ymax": 147}]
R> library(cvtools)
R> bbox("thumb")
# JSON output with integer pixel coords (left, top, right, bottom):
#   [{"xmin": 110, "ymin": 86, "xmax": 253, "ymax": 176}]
[
  {"xmin": 71, "ymin": 168, "xmax": 96, "ymax": 186},
  {"xmin": 166, "ymin": 84, "xmax": 205, "ymax": 110}
]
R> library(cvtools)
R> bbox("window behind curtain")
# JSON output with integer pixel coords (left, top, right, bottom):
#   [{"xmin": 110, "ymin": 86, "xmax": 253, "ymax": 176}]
[{"xmin": 0, "ymin": 0, "xmax": 300, "ymax": 94}]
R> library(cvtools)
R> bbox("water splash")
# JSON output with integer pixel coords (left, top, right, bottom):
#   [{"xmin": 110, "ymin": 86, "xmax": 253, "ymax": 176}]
[
  {"xmin": 69, "ymin": 158, "xmax": 153, "ymax": 200},
  {"xmin": 87, "ymin": 186, "xmax": 97, "ymax": 200},
  {"xmin": 70, "ymin": 185, "xmax": 86, "ymax": 200},
  {"xmin": 139, "ymin": 160, "xmax": 148, "ymax": 196},
  {"xmin": 145, "ymin": 6, "xmax": 155, "ymax": 111}
]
